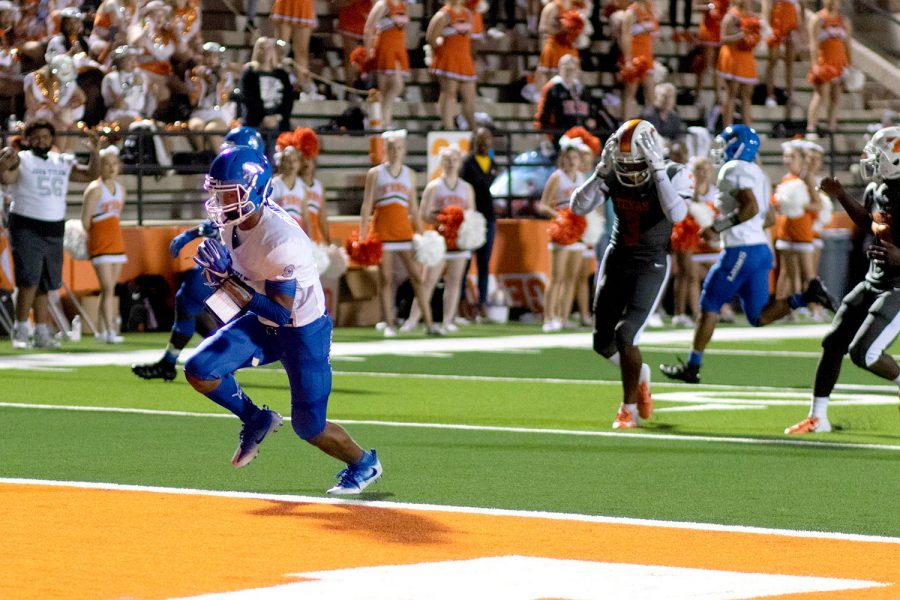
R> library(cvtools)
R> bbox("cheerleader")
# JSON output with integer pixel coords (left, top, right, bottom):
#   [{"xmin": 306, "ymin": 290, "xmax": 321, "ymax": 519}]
[
  {"xmin": 296, "ymin": 129, "xmax": 330, "ymax": 245},
  {"xmin": 772, "ymin": 140, "xmax": 822, "ymax": 303},
  {"xmin": 532, "ymin": 0, "xmax": 581, "ymax": 103},
  {"xmin": 716, "ymin": 0, "xmax": 760, "ymax": 126},
  {"xmin": 565, "ymin": 128, "xmax": 602, "ymax": 327},
  {"xmin": 539, "ymin": 138, "xmax": 586, "ymax": 332},
  {"xmin": 762, "ymin": 0, "xmax": 803, "ymax": 107},
  {"xmin": 270, "ymin": 146, "xmax": 306, "ymax": 226},
  {"xmin": 806, "ymin": 0, "xmax": 850, "ymax": 137},
  {"xmin": 101, "ymin": 45, "xmax": 153, "ymax": 132},
  {"xmin": 186, "ymin": 42, "xmax": 236, "ymax": 151},
  {"xmin": 365, "ymin": 0, "xmax": 410, "ymax": 128},
  {"xmin": 405, "ymin": 145, "xmax": 475, "ymax": 333},
  {"xmin": 671, "ymin": 156, "xmax": 716, "ymax": 326},
  {"xmin": 360, "ymin": 130, "xmax": 437, "ymax": 336},
  {"xmin": 804, "ymin": 140, "xmax": 831, "ymax": 320},
  {"xmin": 338, "ymin": 0, "xmax": 372, "ymax": 82},
  {"xmin": 80, "ymin": 146, "xmax": 127, "ymax": 344},
  {"xmin": 693, "ymin": 0, "xmax": 728, "ymax": 109},
  {"xmin": 270, "ymin": 0, "xmax": 316, "ymax": 90},
  {"xmin": 426, "ymin": 0, "xmax": 477, "ymax": 130},
  {"xmin": 618, "ymin": 0, "xmax": 658, "ymax": 120},
  {"xmin": 23, "ymin": 55, "xmax": 84, "ymax": 152}
]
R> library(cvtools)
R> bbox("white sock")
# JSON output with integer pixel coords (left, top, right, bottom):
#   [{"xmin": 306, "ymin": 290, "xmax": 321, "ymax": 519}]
[
  {"xmin": 811, "ymin": 396, "xmax": 829, "ymax": 420},
  {"xmin": 34, "ymin": 323, "xmax": 50, "ymax": 335},
  {"xmin": 164, "ymin": 343, "xmax": 182, "ymax": 359},
  {"xmin": 622, "ymin": 403, "xmax": 639, "ymax": 420},
  {"xmin": 606, "ymin": 353, "xmax": 621, "ymax": 368}
]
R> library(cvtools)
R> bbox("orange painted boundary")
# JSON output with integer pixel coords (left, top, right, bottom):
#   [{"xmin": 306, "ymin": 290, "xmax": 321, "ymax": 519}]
[{"xmin": 0, "ymin": 483, "xmax": 896, "ymax": 600}]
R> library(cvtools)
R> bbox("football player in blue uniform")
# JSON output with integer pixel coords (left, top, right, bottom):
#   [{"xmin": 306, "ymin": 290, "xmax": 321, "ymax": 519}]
[
  {"xmin": 133, "ymin": 127, "xmax": 270, "ymax": 381},
  {"xmin": 185, "ymin": 145, "xmax": 382, "ymax": 494},
  {"xmin": 660, "ymin": 125, "xmax": 836, "ymax": 384}
]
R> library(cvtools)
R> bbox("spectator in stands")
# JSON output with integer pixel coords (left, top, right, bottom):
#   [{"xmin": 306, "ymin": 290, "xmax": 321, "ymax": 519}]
[
  {"xmin": 460, "ymin": 126, "xmax": 497, "ymax": 319},
  {"xmin": 805, "ymin": 0, "xmax": 850, "ymax": 138},
  {"xmin": 127, "ymin": 0, "xmax": 176, "ymax": 110},
  {"xmin": 171, "ymin": 0, "xmax": 203, "ymax": 64},
  {"xmin": 716, "ymin": 0, "xmax": 760, "ymax": 126},
  {"xmin": 44, "ymin": 8, "xmax": 92, "ymax": 66},
  {"xmin": 337, "ymin": 0, "xmax": 372, "ymax": 83},
  {"xmin": 245, "ymin": 0, "xmax": 259, "ymax": 32},
  {"xmin": 0, "ymin": 2, "xmax": 23, "ymax": 118},
  {"xmin": 0, "ymin": 119, "xmax": 100, "ymax": 349},
  {"xmin": 528, "ymin": 0, "xmax": 581, "ymax": 103},
  {"xmin": 486, "ymin": 0, "xmax": 515, "ymax": 38},
  {"xmin": 240, "ymin": 37, "xmax": 294, "ymax": 131},
  {"xmin": 89, "ymin": 0, "xmax": 138, "ymax": 68},
  {"xmin": 668, "ymin": 0, "xmax": 691, "ymax": 42},
  {"xmin": 534, "ymin": 55, "xmax": 590, "ymax": 145},
  {"xmin": 24, "ymin": 55, "xmax": 85, "ymax": 152},
  {"xmin": 640, "ymin": 82, "xmax": 684, "ymax": 142},
  {"xmin": 80, "ymin": 146, "xmax": 126, "ymax": 344},
  {"xmin": 186, "ymin": 42, "xmax": 237, "ymax": 152},
  {"xmin": 101, "ymin": 45, "xmax": 154, "ymax": 132},
  {"xmin": 270, "ymin": 0, "xmax": 315, "ymax": 96},
  {"xmin": 17, "ymin": 0, "xmax": 55, "ymax": 41},
  {"xmin": 365, "ymin": 0, "xmax": 410, "ymax": 129},
  {"xmin": 426, "ymin": 0, "xmax": 477, "ymax": 130},
  {"xmin": 617, "ymin": 0, "xmax": 658, "ymax": 120},
  {"xmin": 762, "ymin": 0, "xmax": 803, "ymax": 108}
]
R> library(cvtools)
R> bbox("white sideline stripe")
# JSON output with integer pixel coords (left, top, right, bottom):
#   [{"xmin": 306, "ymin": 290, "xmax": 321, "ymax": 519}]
[
  {"xmin": 2, "ymin": 401, "xmax": 899, "ymax": 452},
  {"xmin": 2, "ymin": 477, "xmax": 899, "ymax": 545}
]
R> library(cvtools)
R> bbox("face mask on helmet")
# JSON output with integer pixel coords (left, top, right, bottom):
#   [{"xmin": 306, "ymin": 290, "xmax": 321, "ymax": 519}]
[
  {"xmin": 709, "ymin": 136, "xmax": 726, "ymax": 168},
  {"xmin": 614, "ymin": 155, "xmax": 651, "ymax": 187},
  {"xmin": 861, "ymin": 127, "xmax": 900, "ymax": 184},
  {"xmin": 204, "ymin": 148, "xmax": 272, "ymax": 226}
]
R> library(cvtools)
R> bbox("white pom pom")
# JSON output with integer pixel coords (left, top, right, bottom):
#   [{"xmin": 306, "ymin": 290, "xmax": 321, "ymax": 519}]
[
  {"xmin": 311, "ymin": 243, "xmax": 331, "ymax": 276},
  {"xmin": 64, "ymin": 219, "xmax": 89, "ymax": 260},
  {"xmin": 424, "ymin": 44, "xmax": 434, "ymax": 68},
  {"xmin": 581, "ymin": 208, "xmax": 605, "ymax": 245},
  {"xmin": 774, "ymin": 178, "xmax": 809, "ymax": 218},
  {"xmin": 652, "ymin": 61, "xmax": 668, "ymax": 85},
  {"xmin": 456, "ymin": 209, "xmax": 487, "ymax": 250},
  {"xmin": 323, "ymin": 244, "xmax": 349, "ymax": 280},
  {"xmin": 815, "ymin": 194, "xmax": 833, "ymax": 230},
  {"xmin": 413, "ymin": 230, "xmax": 446, "ymax": 266},
  {"xmin": 688, "ymin": 201, "xmax": 715, "ymax": 229}
]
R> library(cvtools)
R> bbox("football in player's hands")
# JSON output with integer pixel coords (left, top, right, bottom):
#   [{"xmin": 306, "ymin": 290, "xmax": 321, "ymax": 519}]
[{"xmin": 635, "ymin": 132, "xmax": 666, "ymax": 171}]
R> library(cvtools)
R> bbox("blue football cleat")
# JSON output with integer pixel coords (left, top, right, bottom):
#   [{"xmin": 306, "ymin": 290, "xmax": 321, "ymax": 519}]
[
  {"xmin": 231, "ymin": 407, "xmax": 283, "ymax": 468},
  {"xmin": 327, "ymin": 449, "xmax": 383, "ymax": 495}
]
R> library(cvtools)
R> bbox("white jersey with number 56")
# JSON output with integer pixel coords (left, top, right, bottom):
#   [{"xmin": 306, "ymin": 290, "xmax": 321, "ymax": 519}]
[{"xmin": 9, "ymin": 150, "xmax": 77, "ymax": 222}]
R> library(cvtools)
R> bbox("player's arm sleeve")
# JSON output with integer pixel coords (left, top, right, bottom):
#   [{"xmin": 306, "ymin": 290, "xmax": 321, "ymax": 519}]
[
  {"xmin": 571, "ymin": 171, "xmax": 608, "ymax": 216},
  {"xmin": 245, "ymin": 279, "xmax": 296, "ymax": 325},
  {"xmin": 654, "ymin": 164, "xmax": 690, "ymax": 223}
]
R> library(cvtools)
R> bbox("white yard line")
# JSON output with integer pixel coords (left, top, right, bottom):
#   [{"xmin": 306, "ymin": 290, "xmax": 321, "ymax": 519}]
[
  {"xmin": 1, "ymin": 401, "xmax": 898, "ymax": 452},
  {"xmin": 2, "ymin": 477, "xmax": 898, "ymax": 545}
]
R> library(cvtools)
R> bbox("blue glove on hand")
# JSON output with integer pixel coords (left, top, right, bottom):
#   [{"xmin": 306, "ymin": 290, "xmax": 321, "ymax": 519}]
[
  {"xmin": 197, "ymin": 220, "xmax": 219, "ymax": 239},
  {"xmin": 194, "ymin": 238, "xmax": 233, "ymax": 287},
  {"xmin": 169, "ymin": 229, "xmax": 199, "ymax": 258}
]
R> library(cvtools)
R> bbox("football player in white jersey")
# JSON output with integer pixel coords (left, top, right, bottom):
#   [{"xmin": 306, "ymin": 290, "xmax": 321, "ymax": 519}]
[
  {"xmin": 185, "ymin": 145, "xmax": 382, "ymax": 495},
  {"xmin": 661, "ymin": 125, "xmax": 836, "ymax": 384},
  {"xmin": 0, "ymin": 119, "xmax": 100, "ymax": 348}
]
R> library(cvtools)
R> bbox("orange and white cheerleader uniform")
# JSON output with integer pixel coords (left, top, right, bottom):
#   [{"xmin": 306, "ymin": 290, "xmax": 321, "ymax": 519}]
[
  {"xmin": 88, "ymin": 181, "xmax": 127, "ymax": 265},
  {"xmin": 173, "ymin": 2, "xmax": 202, "ymax": 47},
  {"xmin": 619, "ymin": 2, "xmax": 658, "ymax": 82},
  {"xmin": 698, "ymin": 0, "xmax": 729, "ymax": 46},
  {"xmin": 89, "ymin": 0, "xmax": 139, "ymax": 66},
  {"xmin": 767, "ymin": 0, "xmax": 798, "ymax": 47},
  {"xmin": 717, "ymin": 7, "xmax": 760, "ymax": 84},
  {"xmin": 808, "ymin": 11, "xmax": 848, "ymax": 85},
  {"xmin": 270, "ymin": 176, "xmax": 306, "ymax": 229},
  {"xmin": 371, "ymin": 163, "xmax": 416, "ymax": 250},
  {"xmin": 271, "ymin": 0, "xmax": 317, "ymax": 27},
  {"xmin": 539, "ymin": 1, "xmax": 581, "ymax": 73},
  {"xmin": 302, "ymin": 177, "xmax": 327, "ymax": 244},
  {"xmin": 375, "ymin": 0, "xmax": 411, "ymax": 76},
  {"xmin": 338, "ymin": 0, "xmax": 373, "ymax": 39},
  {"xmin": 465, "ymin": 0, "xmax": 485, "ymax": 41},
  {"xmin": 672, "ymin": 187, "xmax": 717, "ymax": 254},
  {"xmin": 430, "ymin": 177, "xmax": 472, "ymax": 259},
  {"xmin": 135, "ymin": 22, "xmax": 176, "ymax": 77},
  {"xmin": 772, "ymin": 174, "xmax": 815, "ymax": 253},
  {"xmin": 431, "ymin": 6, "xmax": 477, "ymax": 81},
  {"xmin": 549, "ymin": 169, "xmax": 586, "ymax": 251}
]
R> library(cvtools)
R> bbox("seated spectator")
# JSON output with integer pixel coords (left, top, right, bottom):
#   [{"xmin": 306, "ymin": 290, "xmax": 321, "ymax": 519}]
[
  {"xmin": 24, "ymin": 54, "xmax": 85, "ymax": 151},
  {"xmin": 534, "ymin": 55, "xmax": 590, "ymax": 145},
  {"xmin": 186, "ymin": 42, "xmax": 237, "ymax": 151},
  {"xmin": 239, "ymin": 37, "xmax": 293, "ymax": 131},
  {"xmin": 171, "ymin": 0, "xmax": 203, "ymax": 64},
  {"xmin": 89, "ymin": 0, "xmax": 138, "ymax": 68},
  {"xmin": 0, "ymin": 1, "xmax": 23, "ymax": 118},
  {"xmin": 640, "ymin": 82, "xmax": 683, "ymax": 143},
  {"xmin": 45, "ymin": 8, "xmax": 93, "ymax": 67},
  {"xmin": 101, "ymin": 45, "xmax": 154, "ymax": 131},
  {"xmin": 127, "ymin": 0, "xmax": 175, "ymax": 110}
]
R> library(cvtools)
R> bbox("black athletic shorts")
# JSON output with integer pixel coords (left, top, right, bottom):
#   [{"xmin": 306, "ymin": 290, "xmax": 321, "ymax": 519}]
[{"xmin": 8, "ymin": 213, "xmax": 65, "ymax": 292}]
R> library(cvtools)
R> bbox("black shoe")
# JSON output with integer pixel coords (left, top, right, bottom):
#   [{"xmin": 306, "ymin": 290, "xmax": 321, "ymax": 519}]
[
  {"xmin": 659, "ymin": 358, "xmax": 701, "ymax": 384},
  {"xmin": 802, "ymin": 278, "xmax": 837, "ymax": 313},
  {"xmin": 132, "ymin": 359, "xmax": 177, "ymax": 381}
]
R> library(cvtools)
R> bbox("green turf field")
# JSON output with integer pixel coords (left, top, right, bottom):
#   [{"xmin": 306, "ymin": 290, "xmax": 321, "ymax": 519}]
[{"xmin": 3, "ymin": 322, "xmax": 900, "ymax": 538}]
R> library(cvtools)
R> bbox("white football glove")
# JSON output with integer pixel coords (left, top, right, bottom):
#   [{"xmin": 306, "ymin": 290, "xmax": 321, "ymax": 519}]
[
  {"xmin": 635, "ymin": 131, "xmax": 666, "ymax": 172},
  {"xmin": 594, "ymin": 137, "xmax": 616, "ymax": 178}
]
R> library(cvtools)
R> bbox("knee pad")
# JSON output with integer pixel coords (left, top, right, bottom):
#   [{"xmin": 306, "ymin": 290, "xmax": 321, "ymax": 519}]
[
  {"xmin": 848, "ymin": 340, "xmax": 880, "ymax": 369},
  {"xmin": 184, "ymin": 352, "xmax": 215, "ymax": 381},
  {"xmin": 291, "ymin": 404, "xmax": 327, "ymax": 440}
]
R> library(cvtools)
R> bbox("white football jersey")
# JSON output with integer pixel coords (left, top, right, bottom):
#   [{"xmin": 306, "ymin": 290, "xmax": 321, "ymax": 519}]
[
  {"xmin": 715, "ymin": 160, "xmax": 771, "ymax": 248},
  {"xmin": 224, "ymin": 202, "xmax": 324, "ymax": 327},
  {"xmin": 9, "ymin": 150, "xmax": 77, "ymax": 222}
]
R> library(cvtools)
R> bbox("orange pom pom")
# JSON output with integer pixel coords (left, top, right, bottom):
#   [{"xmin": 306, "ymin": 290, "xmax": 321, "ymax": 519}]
[
  {"xmin": 620, "ymin": 55, "xmax": 651, "ymax": 84},
  {"xmin": 437, "ymin": 205, "xmax": 465, "ymax": 251},
  {"xmin": 349, "ymin": 45, "xmax": 373, "ymax": 74},
  {"xmin": 548, "ymin": 208, "xmax": 587, "ymax": 245},
  {"xmin": 558, "ymin": 10, "xmax": 585, "ymax": 45},
  {"xmin": 737, "ymin": 16, "xmax": 761, "ymax": 51},
  {"xmin": 563, "ymin": 126, "xmax": 600, "ymax": 157},
  {"xmin": 276, "ymin": 132, "xmax": 295, "ymax": 152},
  {"xmin": 807, "ymin": 63, "xmax": 840, "ymax": 85},
  {"xmin": 671, "ymin": 215, "xmax": 702, "ymax": 252},
  {"xmin": 293, "ymin": 127, "xmax": 320, "ymax": 158},
  {"xmin": 345, "ymin": 230, "xmax": 384, "ymax": 266}
]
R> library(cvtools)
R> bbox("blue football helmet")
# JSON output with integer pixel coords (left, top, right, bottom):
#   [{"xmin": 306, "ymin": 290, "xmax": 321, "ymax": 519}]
[
  {"xmin": 711, "ymin": 125, "xmax": 760, "ymax": 165},
  {"xmin": 204, "ymin": 145, "xmax": 273, "ymax": 226},
  {"xmin": 222, "ymin": 126, "xmax": 266, "ymax": 162}
]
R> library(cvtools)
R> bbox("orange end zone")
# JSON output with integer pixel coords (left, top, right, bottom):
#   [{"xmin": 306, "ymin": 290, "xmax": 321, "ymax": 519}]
[{"xmin": 0, "ymin": 483, "xmax": 897, "ymax": 599}]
